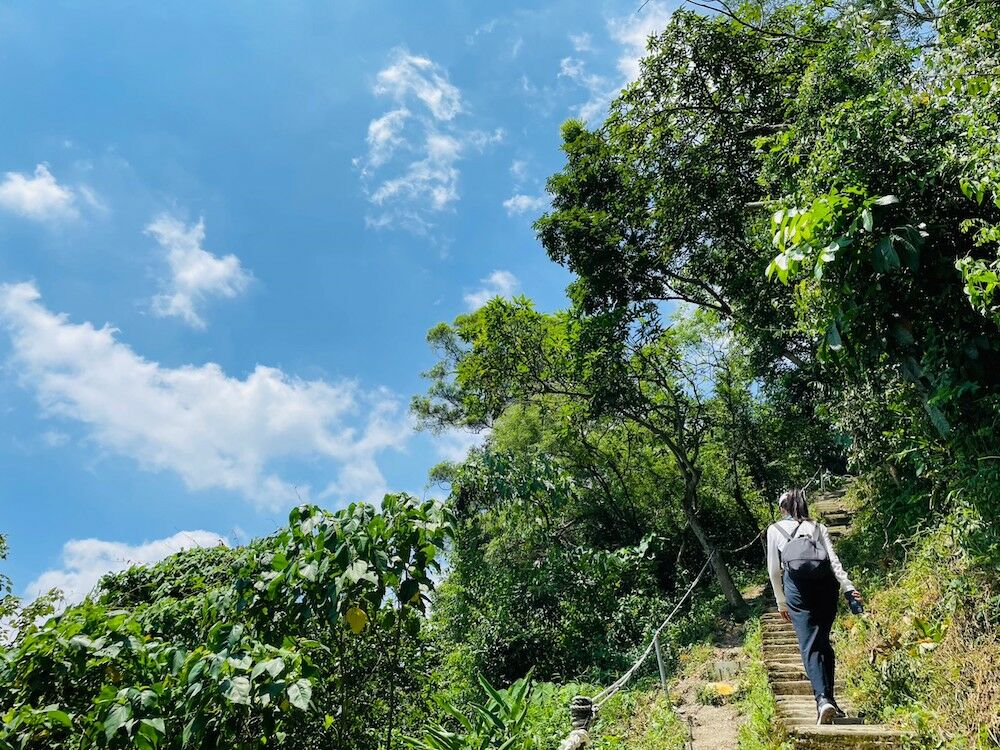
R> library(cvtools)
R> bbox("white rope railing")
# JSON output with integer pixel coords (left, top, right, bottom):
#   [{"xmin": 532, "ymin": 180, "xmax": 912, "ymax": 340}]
[{"xmin": 592, "ymin": 552, "xmax": 715, "ymax": 709}]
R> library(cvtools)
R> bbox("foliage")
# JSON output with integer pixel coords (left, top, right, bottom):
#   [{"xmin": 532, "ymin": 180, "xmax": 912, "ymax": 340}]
[
  {"xmin": 7, "ymin": 2, "xmax": 1000, "ymax": 748},
  {"xmin": 0, "ymin": 495, "xmax": 452, "ymax": 750},
  {"xmin": 432, "ymin": 443, "xmax": 690, "ymax": 683},
  {"xmin": 587, "ymin": 687, "xmax": 685, "ymax": 750},
  {"xmin": 403, "ymin": 674, "xmax": 535, "ymax": 750},
  {"xmin": 836, "ymin": 482, "xmax": 1000, "ymax": 748}
]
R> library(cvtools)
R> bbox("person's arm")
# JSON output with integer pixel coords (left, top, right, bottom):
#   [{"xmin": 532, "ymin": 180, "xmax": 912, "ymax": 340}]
[
  {"xmin": 766, "ymin": 525, "xmax": 787, "ymax": 612},
  {"xmin": 818, "ymin": 523, "xmax": 857, "ymax": 593}
]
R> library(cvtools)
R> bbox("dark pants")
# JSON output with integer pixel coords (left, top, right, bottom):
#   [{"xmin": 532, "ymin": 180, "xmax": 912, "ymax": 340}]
[{"xmin": 783, "ymin": 571, "xmax": 838, "ymax": 705}]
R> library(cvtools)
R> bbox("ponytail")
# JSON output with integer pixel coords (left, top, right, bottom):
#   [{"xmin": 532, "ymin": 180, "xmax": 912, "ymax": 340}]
[{"xmin": 778, "ymin": 488, "xmax": 810, "ymax": 521}]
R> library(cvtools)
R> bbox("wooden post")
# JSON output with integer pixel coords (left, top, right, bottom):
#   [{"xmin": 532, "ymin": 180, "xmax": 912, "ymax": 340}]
[{"xmin": 653, "ymin": 634, "xmax": 668, "ymax": 692}]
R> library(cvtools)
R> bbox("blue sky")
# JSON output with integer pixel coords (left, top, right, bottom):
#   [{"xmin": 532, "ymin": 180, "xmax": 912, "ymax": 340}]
[{"xmin": 0, "ymin": 0, "xmax": 676, "ymax": 603}]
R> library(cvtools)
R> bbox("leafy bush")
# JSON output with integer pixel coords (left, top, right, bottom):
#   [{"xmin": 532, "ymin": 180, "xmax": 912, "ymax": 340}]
[
  {"xmin": 404, "ymin": 674, "xmax": 535, "ymax": 750},
  {"xmin": 0, "ymin": 495, "xmax": 451, "ymax": 750}
]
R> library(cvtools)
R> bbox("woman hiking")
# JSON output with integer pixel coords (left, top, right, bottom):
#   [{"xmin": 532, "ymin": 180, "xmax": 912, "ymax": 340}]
[{"xmin": 766, "ymin": 488, "xmax": 863, "ymax": 725}]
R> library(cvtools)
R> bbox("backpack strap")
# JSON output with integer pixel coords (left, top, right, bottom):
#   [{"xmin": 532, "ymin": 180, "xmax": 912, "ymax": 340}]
[{"xmin": 773, "ymin": 521, "xmax": 803, "ymax": 542}]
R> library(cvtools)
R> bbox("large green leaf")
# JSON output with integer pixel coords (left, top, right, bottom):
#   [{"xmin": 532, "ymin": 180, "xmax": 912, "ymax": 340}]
[{"xmin": 287, "ymin": 678, "xmax": 313, "ymax": 710}]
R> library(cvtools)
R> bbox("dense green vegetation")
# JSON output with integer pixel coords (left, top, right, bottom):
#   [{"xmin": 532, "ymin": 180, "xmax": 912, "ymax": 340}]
[{"xmin": 2, "ymin": 0, "xmax": 999, "ymax": 747}]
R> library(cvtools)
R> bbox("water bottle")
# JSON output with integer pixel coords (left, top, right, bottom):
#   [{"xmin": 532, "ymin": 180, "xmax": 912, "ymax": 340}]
[{"xmin": 844, "ymin": 591, "xmax": 864, "ymax": 615}]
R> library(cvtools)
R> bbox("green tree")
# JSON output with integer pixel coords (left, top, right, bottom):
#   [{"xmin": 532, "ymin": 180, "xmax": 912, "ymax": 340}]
[{"xmin": 415, "ymin": 300, "xmax": 751, "ymax": 617}]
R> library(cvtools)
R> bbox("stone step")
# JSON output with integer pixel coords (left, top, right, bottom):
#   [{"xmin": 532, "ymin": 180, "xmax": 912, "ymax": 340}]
[
  {"xmin": 767, "ymin": 666, "xmax": 808, "ymax": 675},
  {"xmin": 772, "ymin": 679, "xmax": 846, "ymax": 696},
  {"xmin": 781, "ymin": 713, "xmax": 867, "ymax": 726},
  {"xmin": 775, "ymin": 699, "xmax": 858, "ymax": 714},
  {"xmin": 769, "ymin": 670, "xmax": 809, "ymax": 681},
  {"xmin": 817, "ymin": 514, "xmax": 852, "ymax": 522},
  {"xmin": 790, "ymin": 725, "xmax": 907, "ymax": 750},
  {"xmin": 779, "ymin": 710, "xmax": 865, "ymax": 723}
]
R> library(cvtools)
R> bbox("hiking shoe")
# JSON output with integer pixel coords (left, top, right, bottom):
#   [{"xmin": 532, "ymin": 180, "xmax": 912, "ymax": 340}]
[
  {"xmin": 832, "ymin": 702, "xmax": 847, "ymax": 719},
  {"xmin": 817, "ymin": 700, "xmax": 836, "ymax": 725}
]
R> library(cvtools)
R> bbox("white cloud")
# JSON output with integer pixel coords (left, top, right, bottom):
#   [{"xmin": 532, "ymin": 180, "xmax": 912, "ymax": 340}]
[
  {"xmin": 559, "ymin": 57, "xmax": 587, "ymax": 79},
  {"xmin": 558, "ymin": 56, "xmax": 615, "ymax": 122},
  {"xmin": 27, "ymin": 530, "xmax": 227, "ymax": 606},
  {"xmin": 435, "ymin": 428, "xmax": 487, "ymax": 463},
  {"xmin": 510, "ymin": 160, "xmax": 529, "ymax": 185},
  {"xmin": 466, "ymin": 19, "xmax": 498, "ymax": 45},
  {"xmin": 41, "ymin": 430, "xmax": 70, "ymax": 447},
  {"xmin": 609, "ymin": 2, "xmax": 673, "ymax": 83},
  {"xmin": 503, "ymin": 193, "xmax": 548, "ymax": 216},
  {"xmin": 146, "ymin": 215, "xmax": 251, "ymax": 329},
  {"xmin": 0, "ymin": 283, "xmax": 410, "ymax": 510},
  {"xmin": 358, "ymin": 49, "xmax": 502, "ymax": 232},
  {"xmin": 570, "ymin": 32, "xmax": 593, "ymax": 52},
  {"xmin": 0, "ymin": 164, "xmax": 79, "ymax": 222},
  {"xmin": 464, "ymin": 270, "xmax": 519, "ymax": 310},
  {"xmin": 371, "ymin": 132, "xmax": 462, "ymax": 211},
  {"xmin": 364, "ymin": 108, "xmax": 411, "ymax": 171},
  {"xmin": 557, "ymin": 3, "xmax": 673, "ymax": 124},
  {"xmin": 374, "ymin": 51, "xmax": 462, "ymax": 122}
]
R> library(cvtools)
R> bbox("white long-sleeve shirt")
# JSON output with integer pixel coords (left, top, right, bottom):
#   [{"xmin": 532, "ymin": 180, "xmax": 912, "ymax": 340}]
[{"xmin": 766, "ymin": 518, "xmax": 856, "ymax": 612}]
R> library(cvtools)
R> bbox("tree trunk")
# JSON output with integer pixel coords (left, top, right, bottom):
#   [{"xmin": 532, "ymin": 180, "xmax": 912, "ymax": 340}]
[{"xmin": 680, "ymin": 477, "xmax": 749, "ymax": 620}]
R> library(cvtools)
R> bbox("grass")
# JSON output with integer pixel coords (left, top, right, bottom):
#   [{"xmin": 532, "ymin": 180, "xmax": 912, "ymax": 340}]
[
  {"xmin": 832, "ymin": 481, "xmax": 1000, "ymax": 749},
  {"xmin": 590, "ymin": 683, "xmax": 687, "ymax": 750}
]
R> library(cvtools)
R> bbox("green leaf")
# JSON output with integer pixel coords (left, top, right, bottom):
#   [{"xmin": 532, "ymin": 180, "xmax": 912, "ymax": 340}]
[
  {"xmin": 476, "ymin": 673, "xmax": 508, "ymax": 712},
  {"xmin": 873, "ymin": 195, "xmax": 900, "ymax": 206},
  {"xmin": 299, "ymin": 562, "xmax": 318, "ymax": 581},
  {"xmin": 271, "ymin": 552, "xmax": 289, "ymax": 572},
  {"xmin": 182, "ymin": 714, "xmax": 206, "ymax": 746},
  {"xmin": 287, "ymin": 678, "xmax": 313, "ymax": 710},
  {"xmin": 104, "ymin": 704, "xmax": 131, "ymax": 740},
  {"xmin": 872, "ymin": 236, "xmax": 900, "ymax": 273},
  {"xmin": 825, "ymin": 322, "xmax": 843, "ymax": 351},
  {"xmin": 398, "ymin": 578, "xmax": 420, "ymax": 605},
  {"xmin": 43, "ymin": 708, "xmax": 72, "ymax": 728},
  {"xmin": 223, "ymin": 676, "xmax": 252, "ymax": 705},
  {"xmin": 227, "ymin": 623, "xmax": 244, "ymax": 647},
  {"xmin": 861, "ymin": 207, "xmax": 873, "ymax": 232},
  {"xmin": 252, "ymin": 657, "xmax": 286, "ymax": 681}
]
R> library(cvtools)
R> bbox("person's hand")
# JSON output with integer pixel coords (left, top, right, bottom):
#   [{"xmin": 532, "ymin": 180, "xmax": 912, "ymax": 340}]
[
  {"xmin": 779, "ymin": 609, "xmax": 791, "ymax": 622},
  {"xmin": 849, "ymin": 590, "xmax": 864, "ymax": 604}
]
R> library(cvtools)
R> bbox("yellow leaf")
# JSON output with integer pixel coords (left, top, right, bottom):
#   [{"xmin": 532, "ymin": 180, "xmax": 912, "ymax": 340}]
[{"xmin": 345, "ymin": 606, "xmax": 368, "ymax": 634}]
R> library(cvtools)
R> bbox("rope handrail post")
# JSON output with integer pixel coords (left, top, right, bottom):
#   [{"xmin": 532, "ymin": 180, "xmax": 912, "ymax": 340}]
[
  {"xmin": 653, "ymin": 634, "xmax": 668, "ymax": 692},
  {"xmin": 569, "ymin": 696, "xmax": 594, "ymax": 730}
]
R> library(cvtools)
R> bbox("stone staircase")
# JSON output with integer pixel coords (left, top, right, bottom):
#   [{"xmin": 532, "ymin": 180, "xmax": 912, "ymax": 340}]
[{"xmin": 759, "ymin": 484, "xmax": 907, "ymax": 749}]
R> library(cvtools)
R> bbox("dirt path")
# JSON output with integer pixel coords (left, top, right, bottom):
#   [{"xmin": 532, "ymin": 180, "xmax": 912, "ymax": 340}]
[{"xmin": 671, "ymin": 631, "xmax": 747, "ymax": 750}]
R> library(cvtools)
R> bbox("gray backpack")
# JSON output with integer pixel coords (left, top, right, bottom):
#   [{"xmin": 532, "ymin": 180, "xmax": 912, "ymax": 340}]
[{"xmin": 776, "ymin": 521, "xmax": 834, "ymax": 584}]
